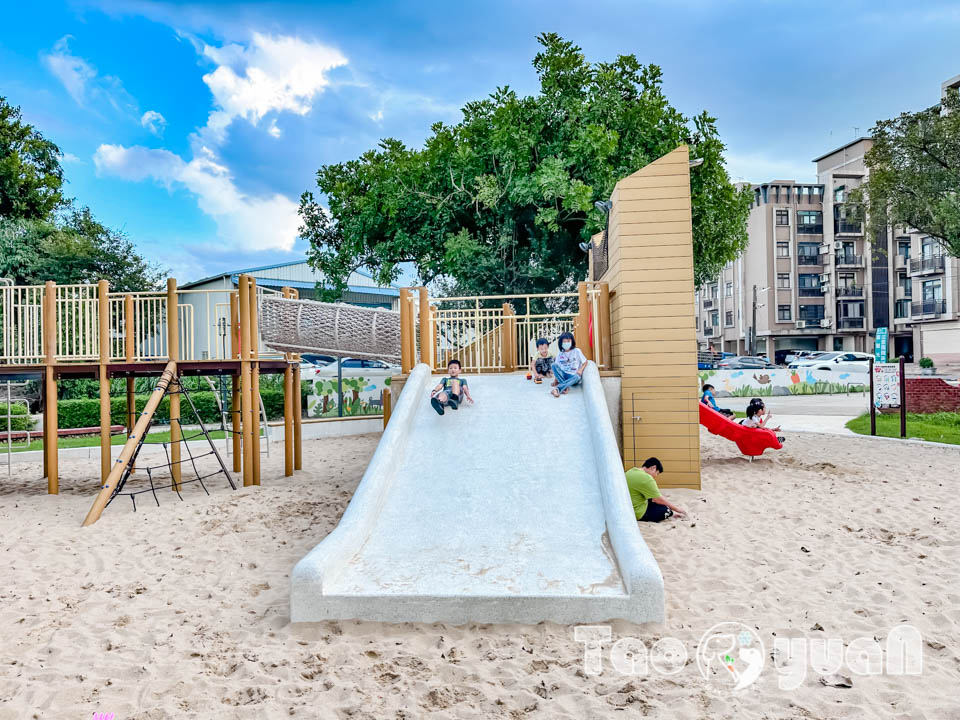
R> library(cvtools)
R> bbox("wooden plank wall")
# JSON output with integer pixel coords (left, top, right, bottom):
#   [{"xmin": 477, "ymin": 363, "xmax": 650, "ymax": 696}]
[{"xmin": 601, "ymin": 145, "xmax": 701, "ymax": 488}]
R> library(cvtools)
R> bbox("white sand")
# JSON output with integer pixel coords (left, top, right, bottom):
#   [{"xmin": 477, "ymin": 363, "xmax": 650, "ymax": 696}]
[{"xmin": 1, "ymin": 430, "xmax": 958, "ymax": 719}]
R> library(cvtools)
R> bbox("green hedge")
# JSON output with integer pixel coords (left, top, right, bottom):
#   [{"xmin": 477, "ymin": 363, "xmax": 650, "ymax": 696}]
[
  {"xmin": 56, "ymin": 388, "xmax": 290, "ymax": 430},
  {"xmin": 0, "ymin": 403, "xmax": 33, "ymax": 432}
]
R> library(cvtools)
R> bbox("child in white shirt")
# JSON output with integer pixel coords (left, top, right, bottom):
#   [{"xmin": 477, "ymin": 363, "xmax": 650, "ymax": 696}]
[{"xmin": 550, "ymin": 331, "xmax": 588, "ymax": 397}]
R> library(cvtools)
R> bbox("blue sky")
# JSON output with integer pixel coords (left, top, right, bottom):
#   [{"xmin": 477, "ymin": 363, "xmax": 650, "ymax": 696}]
[{"xmin": 2, "ymin": 0, "xmax": 959, "ymax": 283}]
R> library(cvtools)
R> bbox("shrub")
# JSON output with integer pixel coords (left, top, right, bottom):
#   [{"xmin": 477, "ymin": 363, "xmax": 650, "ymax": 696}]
[
  {"xmin": 0, "ymin": 403, "xmax": 34, "ymax": 432},
  {"xmin": 918, "ymin": 357, "xmax": 934, "ymax": 369}
]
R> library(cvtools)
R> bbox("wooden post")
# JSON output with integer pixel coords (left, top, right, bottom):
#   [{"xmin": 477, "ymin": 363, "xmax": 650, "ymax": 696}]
[
  {"xmin": 282, "ymin": 287, "xmax": 294, "ymax": 477},
  {"xmin": 249, "ymin": 276, "xmax": 261, "ymax": 486},
  {"xmin": 167, "ymin": 278, "xmax": 181, "ymax": 491},
  {"xmin": 43, "ymin": 281, "xmax": 58, "ymax": 494},
  {"xmin": 83, "ymin": 361, "xmax": 176, "ymax": 526},
  {"xmin": 124, "ymin": 294, "xmax": 136, "ymax": 472},
  {"xmin": 577, "ymin": 281, "xmax": 592, "ymax": 361},
  {"xmin": 98, "ymin": 280, "xmax": 111, "ymax": 483},
  {"xmin": 599, "ymin": 282, "xmax": 611, "ymax": 370},
  {"xmin": 418, "ymin": 287, "xmax": 432, "ymax": 369},
  {"xmin": 382, "ymin": 387, "xmax": 392, "ymax": 428},
  {"xmin": 238, "ymin": 275, "xmax": 253, "ymax": 486},
  {"xmin": 501, "ymin": 302, "xmax": 514, "ymax": 372},
  {"xmin": 399, "ymin": 288, "xmax": 413, "ymax": 373},
  {"xmin": 230, "ymin": 290, "xmax": 241, "ymax": 472},
  {"xmin": 292, "ymin": 289, "xmax": 302, "ymax": 471}
]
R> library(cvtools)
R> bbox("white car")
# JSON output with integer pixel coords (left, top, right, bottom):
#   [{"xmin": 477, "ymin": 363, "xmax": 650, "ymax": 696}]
[
  {"xmin": 313, "ymin": 357, "xmax": 401, "ymax": 378},
  {"xmin": 788, "ymin": 351, "xmax": 873, "ymax": 372}
]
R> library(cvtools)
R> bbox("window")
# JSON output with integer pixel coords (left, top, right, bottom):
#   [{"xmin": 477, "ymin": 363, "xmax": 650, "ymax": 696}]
[
  {"xmin": 798, "ymin": 305, "xmax": 825, "ymax": 321},
  {"xmin": 834, "ymin": 185, "xmax": 845, "ymax": 203},
  {"xmin": 776, "ymin": 209, "xmax": 789, "ymax": 225},
  {"xmin": 777, "ymin": 242, "xmax": 790, "ymax": 258},
  {"xmin": 778, "ymin": 305, "xmax": 792, "ymax": 321},
  {"xmin": 897, "ymin": 238, "xmax": 911, "ymax": 260},
  {"xmin": 711, "ymin": 284, "xmax": 719, "ymax": 299},
  {"xmin": 798, "ymin": 242, "xmax": 821, "ymax": 264},
  {"xmin": 798, "ymin": 274, "xmax": 820, "ymax": 288},
  {"xmin": 777, "ymin": 273, "xmax": 790, "ymax": 289},
  {"xmin": 342, "ymin": 358, "xmax": 364, "ymax": 368},
  {"xmin": 898, "ymin": 274, "xmax": 911, "ymax": 294},
  {"xmin": 797, "ymin": 211, "xmax": 823, "ymax": 233},
  {"xmin": 921, "ymin": 237, "xmax": 939, "ymax": 259},
  {"xmin": 922, "ymin": 279, "xmax": 943, "ymax": 302},
  {"xmin": 895, "ymin": 300, "xmax": 910, "ymax": 319},
  {"xmin": 725, "ymin": 310, "xmax": 734, "ymax": 326},
  {"xmin": 695, "ymin": 316, "xmax": 699, "ymax": 330},
  {"xmin": 840, "ymin": 302, "xmax": 864, "ymax": 319},
  {"xmin": 711, "ymin": 311, "xmax": 719, "ymax": 326},
  {"xmin": 833, "ymin": 337, "xmax": 844, "ymax": 351},
  {"xmin": 838, "ymin": 273, "xmax": 856, "ymax": 289},
  {"xmin": 725, "ymin": 282, "xmax": 733, "ymax": 298}
]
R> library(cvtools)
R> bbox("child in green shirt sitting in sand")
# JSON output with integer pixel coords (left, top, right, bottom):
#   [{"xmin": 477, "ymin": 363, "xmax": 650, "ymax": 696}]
[{"xmin": 625, "ymin": 458, "xmax": 686, "ymax": 522}]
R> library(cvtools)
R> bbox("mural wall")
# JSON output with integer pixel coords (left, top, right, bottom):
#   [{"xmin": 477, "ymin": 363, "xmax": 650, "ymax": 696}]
[
  {"xmin": 698, "ymin": 368, "xmax": 869, "ymax": 397},
  {"xmin": 306, "ymin": 376, "xmax": 392, "ymax": 418}
]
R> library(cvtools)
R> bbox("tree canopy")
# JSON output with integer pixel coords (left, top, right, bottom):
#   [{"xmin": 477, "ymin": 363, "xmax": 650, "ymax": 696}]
[
  {"xmin": 300, "ymin": 33, "xmax": 751, "ymax": 298},
  {"xmin": 0, "ymin": 96, "xmax": 163, "ymax": 291},
  {"xmin": 851, "ymin": 89, "xmax": 960, "ymax": 258}
]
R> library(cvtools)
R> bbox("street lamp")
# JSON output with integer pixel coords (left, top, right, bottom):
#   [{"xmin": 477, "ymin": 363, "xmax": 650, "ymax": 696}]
[{"xmin": 750, "ymin": 285, "xmax": 770, "ymax": 357}]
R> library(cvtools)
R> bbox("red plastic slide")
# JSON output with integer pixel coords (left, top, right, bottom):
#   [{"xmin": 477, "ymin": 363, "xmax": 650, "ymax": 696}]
[{"xmin": 698, "ymin": 402, "xmax": 783, "ymax": 457}]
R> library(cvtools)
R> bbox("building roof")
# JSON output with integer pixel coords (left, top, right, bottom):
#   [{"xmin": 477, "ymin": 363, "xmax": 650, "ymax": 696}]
[
  {"xmin": 181, "ymin": 258, "xmax": 401, "ymax": 295},
  {"xmin": 811, "ymin": 137, "xmax": 872, "ymax": 163}
]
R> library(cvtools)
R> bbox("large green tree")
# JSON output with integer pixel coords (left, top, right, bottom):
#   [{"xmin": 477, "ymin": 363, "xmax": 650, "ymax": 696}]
[
  {"xmin": 300, "ymin": 34, "xmax": 751, "ymax": 298},
  {"xmin": 0, "ymin": 97, "xmax": 163, "ymax": 291},
  {"xmin": 0, "ymin": 97, "xmax": 64, "ymax": 220},
  {"xmin": 851, "ymin": 89, "xmax": 960, "ymax": 257}
]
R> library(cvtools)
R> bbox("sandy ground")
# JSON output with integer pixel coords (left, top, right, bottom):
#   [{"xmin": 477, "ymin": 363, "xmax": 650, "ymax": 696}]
[{"xmin": 1, "ymin": 430, "xmax": 959, "ymax": 719}]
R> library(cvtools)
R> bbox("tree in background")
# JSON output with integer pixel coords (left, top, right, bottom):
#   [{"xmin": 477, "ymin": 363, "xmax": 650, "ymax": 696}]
[
  {"xmin": 0, "ymin": 96, "xmax": 163, "ymax": 291},
  {"xmin": 300, "ymin": 34, "xmax": 751, "ymax": 297},
  {"xmin": 0, "ymin": 97, "xmax": 63, "ymax": 220},
  {"xmin": 851, "ymin": 90, "xmax": 960, "ymax": 258}
]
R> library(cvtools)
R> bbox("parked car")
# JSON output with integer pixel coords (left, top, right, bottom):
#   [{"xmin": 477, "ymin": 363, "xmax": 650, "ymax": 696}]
[
  {"xmin": 788, "ymin": 351, "xmax": 872, "ymax": 372},
  {"xmin": 302, "ymin": 353, "xmax": 336, "ymax": 367},
  {"xmin": 314, "ymin": 357, "xmax": 401, "ymax": 376},
  {"xmin": 783, "ymin": 350, "xmax": 823, "ymax": 365},
  {"xmin": 717, "ymin": 355, "xmax": 778, "ymax": 370}
]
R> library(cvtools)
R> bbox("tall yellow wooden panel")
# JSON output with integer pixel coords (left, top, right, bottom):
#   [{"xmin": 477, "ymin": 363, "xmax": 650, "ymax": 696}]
[{"xmin": 600, "ymin": 146, "xmax": 700, "ymax": 489}]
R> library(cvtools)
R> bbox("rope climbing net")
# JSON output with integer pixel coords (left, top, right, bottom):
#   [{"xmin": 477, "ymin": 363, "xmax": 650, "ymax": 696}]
[
  {"xmin": 105, "ymin": 374, "xmax": 235, "ymax": 513},
  {"xmin": 258, "ymin": 295, "xmax": 401, "ymax": 361}
]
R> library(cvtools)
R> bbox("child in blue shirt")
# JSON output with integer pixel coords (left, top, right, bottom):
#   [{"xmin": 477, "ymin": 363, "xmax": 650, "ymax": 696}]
[{"xmin": 701, "ymin": 383, "xmax": 734, "ymax": 417}]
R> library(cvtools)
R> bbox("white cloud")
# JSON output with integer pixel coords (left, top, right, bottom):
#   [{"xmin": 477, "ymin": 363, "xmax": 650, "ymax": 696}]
[
  {"xmin": 197, "ymin": 32, "xmax": 347, "ymax": 145},
  {"xmin": 61, "ymin": 152, "xmax": 83, "ymax": 164},
  {"xmin": 94, "ymin": 143, "xmax": 300, "ymax": 252},
  {"xmin": 141, "ymin": 110, "xmax": 167, "ymax": 136},
  {"xmin": 368, "ymin": 109, "xmax": 384, "ymax": 123},
  {"xmin": 267, "ymin": 118, "xmax": 281, "ymax": 138},
  {"xmin": 41, "ymin": 36, "xmax": 134, "ymax": 112}
]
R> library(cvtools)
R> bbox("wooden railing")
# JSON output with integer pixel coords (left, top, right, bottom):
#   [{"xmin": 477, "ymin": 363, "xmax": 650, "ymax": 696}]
[
  {"xmin": 400, "ymin": 282, "xmax": 611, "ymax": 374},
  {"xmin": 0, "ymin": 279, "xmax": 285, "ymax": 365}
]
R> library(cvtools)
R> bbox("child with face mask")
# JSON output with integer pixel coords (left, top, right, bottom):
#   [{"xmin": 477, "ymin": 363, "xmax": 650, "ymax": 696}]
[{"xmin": 551, "ymin": 331, "xmax": 588, "ymax": 397}]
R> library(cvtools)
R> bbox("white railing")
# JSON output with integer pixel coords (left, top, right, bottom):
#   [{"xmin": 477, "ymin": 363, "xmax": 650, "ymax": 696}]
[
  {"xmin": 55, "ymin": 284, "xmax": 99, "ymax": 361},
  {"xmin": 0, "ymin": 283, "xmax": 44, "ymax": 365},
  {"xmin": 432, "ymin": 306, "xmax": 506, "ymax": 372}
]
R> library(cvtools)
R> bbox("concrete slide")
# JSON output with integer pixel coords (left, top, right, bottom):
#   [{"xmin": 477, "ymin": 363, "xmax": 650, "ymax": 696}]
[{"xmin": 291, "ymin": 363, "xmax": 664, "ymax": 624}]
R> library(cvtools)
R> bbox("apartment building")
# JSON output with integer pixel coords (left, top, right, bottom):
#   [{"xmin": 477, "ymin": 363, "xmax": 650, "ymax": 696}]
[{"xmin": 696, "ymin": 76, "xmax": 960, "ymax": 365}]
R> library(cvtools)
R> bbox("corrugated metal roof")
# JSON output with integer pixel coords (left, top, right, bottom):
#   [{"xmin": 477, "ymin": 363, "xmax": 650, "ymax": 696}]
[{"xmin": 181, "ymin": 259, "xmax": 401, "ymax": 290}]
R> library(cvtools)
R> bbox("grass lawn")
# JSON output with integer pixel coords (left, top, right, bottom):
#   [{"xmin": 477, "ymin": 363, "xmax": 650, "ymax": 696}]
[
  {"xmin": 3, "ymin": 429, "xmax": 229, "ymax": 453},
  {"xmin": 845, "ymin": 412, "xmax": 960, "ymax": 445}
]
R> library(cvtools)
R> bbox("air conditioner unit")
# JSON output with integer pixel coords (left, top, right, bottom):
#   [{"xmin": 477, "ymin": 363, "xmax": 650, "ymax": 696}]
[
  {"xmin": 820, "ymin": 318, "xmax": 833, "ymax": 328},
  {"xmin": 819, "ymin": 273, "xmax": 830, "ymax": 283},
  {"xmin": 795, "ymin": 320, "xmax": 806, "ymax": 329},
  {"xmin": 834, "ymin": 241, "xmax": 843, "ymax": 250},
  {"xmin": 820, "ymin": 284, "xmax": 830, "ymax": 294},
  {"xmin": 818, "ymin": 244, "xmax": 830, "ymax": 255}
]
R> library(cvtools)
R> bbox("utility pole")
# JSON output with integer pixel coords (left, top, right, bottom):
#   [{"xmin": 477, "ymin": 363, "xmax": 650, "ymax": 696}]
[{"xmin": 751, "ymin": 284, "xmax": 758, "ymax": 356}]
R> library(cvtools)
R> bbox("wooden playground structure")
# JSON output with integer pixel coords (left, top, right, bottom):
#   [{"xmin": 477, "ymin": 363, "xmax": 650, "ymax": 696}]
[{"xmin": 0, "ymin": 274, "xmax": 303, "ymax": 522}]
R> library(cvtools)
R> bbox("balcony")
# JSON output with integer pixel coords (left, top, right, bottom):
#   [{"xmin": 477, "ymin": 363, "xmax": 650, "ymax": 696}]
[
  {"xmin": 834, "ymin": 221, "xmax": 863, "ymax": 235},
  {"xmin": 799, "ymin": 287, "xmax": 822, "ymax": 297},
  {"xmin": 796, "ymin": 224, "xmax": 823, "ymax": 235},
  {"xmin": 911, "ymin": 300, "xmax": 947, "ymax": 319},
  {"xmin": 838, "ymin": 317, "xmax": 865, "ymax": 330},
  {"xmin": 703, "ymin": 299, "xmax": 714, "ymax": 309},
  {"xmin": 894, "ymin": 255, "xmax": 909, "ymax": 271},
  {"xmin": 835, "ymin": 254, "xmax": 863, "ymax": 267},
  {"xmin": 798, "ymin": 255, "xmax": 823, "ymax": 266},
  {"xmin": 909, "ymin": 256, "xmax": 945, "ymax": 275},
  {"xmin": 836, "ymin": 286, "xmax": 864, "ymax": 297},
  {"xmin": 703, "ymin": 326, "xmax": 715, "ymax": 337}
]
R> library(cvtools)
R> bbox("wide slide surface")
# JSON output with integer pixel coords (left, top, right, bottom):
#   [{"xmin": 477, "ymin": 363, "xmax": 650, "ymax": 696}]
[{"xmin": 291, "ymin": 363, "xmax": 663, "ymax": 624}]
